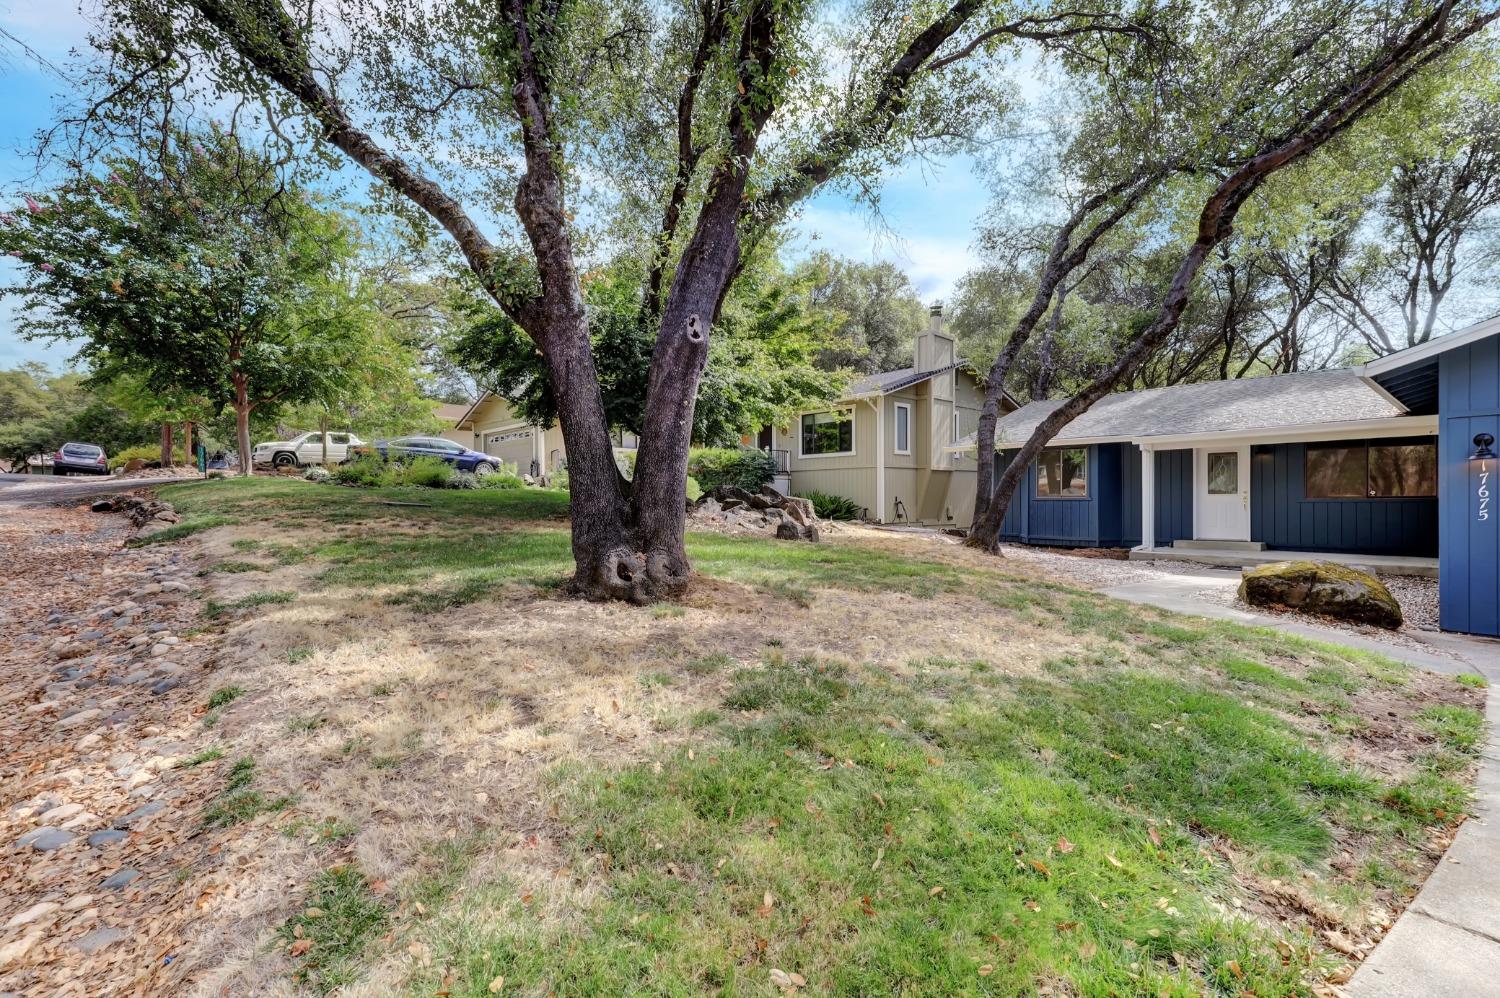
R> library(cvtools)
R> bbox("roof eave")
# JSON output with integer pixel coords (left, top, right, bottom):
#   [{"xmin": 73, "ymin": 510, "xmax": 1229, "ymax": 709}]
[{"xmin": 1360, "ymin": 314, "xmax": 1500, "ymax": 377}]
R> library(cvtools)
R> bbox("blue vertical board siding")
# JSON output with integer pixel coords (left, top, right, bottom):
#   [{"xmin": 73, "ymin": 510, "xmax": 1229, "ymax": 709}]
[
  {"xmin": 995, "ymin": 451, "xmax": 1026, "ymax": 541},
  {"xmin": 1248, "ymin": 442, "xmax": 1437, "ymax": 556},
  {"xmin": 995, "ymin": 446, "xmax": 1099, "ymax": 546},
  {"xmin": 1119, "ymin": 444, "xmax": 1143, "ymax": 547},
  {"xmin": 1154, "ymin": 449, "xmax": 1193, "ymax": 544},
  {"xmin": 1440, "ymin": 340, "xmax": 1500, "ymax": 636}
]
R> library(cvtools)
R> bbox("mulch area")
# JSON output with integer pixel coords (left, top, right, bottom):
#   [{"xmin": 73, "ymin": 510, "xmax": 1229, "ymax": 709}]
[{"xmin": 0, "ymin": 504, "xmax": 239, "ymax": 996}]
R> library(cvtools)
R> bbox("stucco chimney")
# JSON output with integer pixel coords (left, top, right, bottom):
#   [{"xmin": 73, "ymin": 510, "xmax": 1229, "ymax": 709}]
[{"xmin": 916, "ymin": 301, "xmax": 954, "ymax": 371}]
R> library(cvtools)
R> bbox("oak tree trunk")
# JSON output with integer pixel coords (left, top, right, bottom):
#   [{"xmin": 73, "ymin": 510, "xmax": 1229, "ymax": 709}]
[
  {"xmin": 183, "ymin": 421, "xmax": 194, "ymax": 466},
  {"xmin": 158, "ymin": 422, "xmax": 173, "ymax": 467}
]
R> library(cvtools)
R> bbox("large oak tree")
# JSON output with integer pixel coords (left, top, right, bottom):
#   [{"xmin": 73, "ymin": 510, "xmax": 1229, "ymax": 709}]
[
  {"xmin": 59, "ymin": 0, "xmax": 1155, "ymax": 601},
  {"xmin": 966, "ymin": 0, "xmax": 1498, "ymax": 551}
]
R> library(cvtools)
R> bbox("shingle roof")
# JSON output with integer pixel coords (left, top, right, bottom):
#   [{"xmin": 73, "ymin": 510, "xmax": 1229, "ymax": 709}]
[
  {"xmin": 844, "ymin": 361, "xmax": 969, "ymax": 399},
  {"xmin": 990, "ymin": 369, "xmax": 1407, "ymax": 445}
]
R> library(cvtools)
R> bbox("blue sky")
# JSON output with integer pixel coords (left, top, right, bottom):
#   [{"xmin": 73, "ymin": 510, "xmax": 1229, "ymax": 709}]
[{"xmin": 0, "ymin": 4, "xmax": 989, "ymax": 372}]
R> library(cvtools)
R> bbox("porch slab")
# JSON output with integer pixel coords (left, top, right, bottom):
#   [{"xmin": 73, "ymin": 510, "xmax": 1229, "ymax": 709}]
[{"xmin": 1128, "ymin": 545, "xmax": 1437, "ymax": 578}]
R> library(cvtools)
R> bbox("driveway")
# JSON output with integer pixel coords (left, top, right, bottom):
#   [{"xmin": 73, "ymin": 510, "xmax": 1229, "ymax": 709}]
[{"xmin": 0, "ymin": 473, "xmax": 202, "ymax": 508}]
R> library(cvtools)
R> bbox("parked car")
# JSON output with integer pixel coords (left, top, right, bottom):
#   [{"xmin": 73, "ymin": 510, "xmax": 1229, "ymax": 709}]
[
  {"xmin": 367, "ymin": 436, "xmax": 502, "ymax": 474},
  {"xmin": 52, "ymin": 442, "xmax": 110, "ymax": 476},
  {"xmin": 252, "ymin": 432, "xmax": 366, "ymax": 469}
]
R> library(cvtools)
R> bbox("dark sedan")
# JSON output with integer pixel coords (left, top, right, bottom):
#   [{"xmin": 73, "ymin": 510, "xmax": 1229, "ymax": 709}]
[
  {"xmin": 368, "ymin": 436, "xmax": 502, "ymax": 474},
  {"xmin": 53, "ymin": 442, "xmax": 110, "ymax": 476}
]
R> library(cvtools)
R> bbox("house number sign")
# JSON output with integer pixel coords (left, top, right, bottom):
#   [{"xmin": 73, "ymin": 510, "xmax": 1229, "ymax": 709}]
[
  {"xmin": 1481, "ymin": 460, "xmax": 1491, "ymax": 523},
  {"xmin": 1479, "ymin": 433, "xmax": 1498, "ymax": 523}
]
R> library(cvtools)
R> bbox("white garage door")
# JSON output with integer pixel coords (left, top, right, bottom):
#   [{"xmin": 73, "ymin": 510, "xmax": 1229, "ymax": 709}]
[{"xmin": 485, "ymin": 429, "xmax": 534, "ymax": 471}]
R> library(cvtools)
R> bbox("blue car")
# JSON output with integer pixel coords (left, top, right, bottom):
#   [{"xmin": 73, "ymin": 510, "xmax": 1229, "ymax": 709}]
[{"xmin": 369, "ymin": 436, "xmax": 503, "ymax": 475}]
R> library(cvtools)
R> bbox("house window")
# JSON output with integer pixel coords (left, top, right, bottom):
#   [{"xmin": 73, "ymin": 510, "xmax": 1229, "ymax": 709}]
[
  {"xmin": 1305, "ymin": 441, "xmax": 1436, "ymax": 498},
  {"xmin": 1368, "ymin": 443, "xmax": 1437, "ymax": 496},
  {"xmin": 800, "ymin": 409, "xmax": 854, "ymax": 456},
  {"xmin": 1036, "ymin": 447, "xmax": 1087, "ymax": 497},
  {"xmin": 893, "ymin": 403, "xmax": 911, "ymax": 455},
  {"xmin": 952, "ymin": 409, "xmax": 962, "ymax": 443}
]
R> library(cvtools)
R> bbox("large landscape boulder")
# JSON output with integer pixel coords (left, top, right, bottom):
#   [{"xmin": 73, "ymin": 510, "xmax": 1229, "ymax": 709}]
[
  {"xmin": 1238, "ymin": 560, "xmax": 1403, "ymax": 629},
  {"xmin": 689, "ymin": 485, "xmax": 820, "ymax": 541}
]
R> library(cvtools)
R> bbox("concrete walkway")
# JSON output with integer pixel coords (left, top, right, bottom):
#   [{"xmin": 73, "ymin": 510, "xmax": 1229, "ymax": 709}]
[
  {"xmin": 1100, "ymin": 570, "xmax": 1500, "ymax": 996},
  {"xmin": 1128, "ymin": 545, "xmax": 1438, "ymax": 578}
]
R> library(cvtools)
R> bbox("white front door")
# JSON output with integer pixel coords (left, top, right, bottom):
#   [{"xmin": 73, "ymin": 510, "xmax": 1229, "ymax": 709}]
[{"xmin": 1195, "ymin": 445, "xmax": 1250, "ymax": 541}]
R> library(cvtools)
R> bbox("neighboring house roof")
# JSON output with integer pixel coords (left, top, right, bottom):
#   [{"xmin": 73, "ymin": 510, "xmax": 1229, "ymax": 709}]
[
  {"xmin": 434, "ymin": 401, "xmax": 471, "ymax": 425},
  {"xmin": 843, "ymin": 360, "xmax": 1020, "ymax": 409},
  {"xmin": 985, "ymin": 369, "xmax": 1408, "ymax": 446}
]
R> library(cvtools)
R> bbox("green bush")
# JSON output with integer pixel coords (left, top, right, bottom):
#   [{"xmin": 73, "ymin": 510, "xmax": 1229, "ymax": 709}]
[
  {"xmin": 799, "ymin": 490, "xmax": 861, "ymax": 521},
  {"xmin": 109, "ymin": 443, "xmax": 187, "ymax": 470},
  {"xmin": 303, "ymin": 466, "xmax": 331, "ymax": 482},
  {"xmin": 550, "ymin": 468, "xmax": 570, "ymax": 491},
  {"xmin": 686, "ymin": 474, "xmax": 703, "ymax": 502},
  {"xmin": 399, "ymin": 456, "xmax": 454, "ymax": 488},
  {"xmin": 476, "ymin": 471, "xmax": 525, "ymax": 490},
  {"xmin": 332, "ymin": 454, "xmax": 386, "ymax": 486},
  {"xmin": 688, "ymin": 447, "xmax": 776, "ymax": 492}
]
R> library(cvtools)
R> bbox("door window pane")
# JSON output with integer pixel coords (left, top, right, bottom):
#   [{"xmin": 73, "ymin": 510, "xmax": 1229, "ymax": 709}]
[
  {"xmin": 1368, "ymin": 443, "xmax": 1436, "ymax": 496},
  {"xmin": 1305, "ymin": 445, "xmax": 1366, "ymax": 498},
  {"xmin": 1036, "ymin": 448, "xmax": 1087, "ymax": 497},
  {"xmin": 1206, "ymin": 452, "xmax": 1238, "ymax": 494}
]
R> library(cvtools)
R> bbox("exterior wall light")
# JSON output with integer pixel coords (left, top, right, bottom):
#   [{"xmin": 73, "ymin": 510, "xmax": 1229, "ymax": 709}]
[{"xmin": 1474, "ymin": 432, "xmax": 1497, "ymax": 461}]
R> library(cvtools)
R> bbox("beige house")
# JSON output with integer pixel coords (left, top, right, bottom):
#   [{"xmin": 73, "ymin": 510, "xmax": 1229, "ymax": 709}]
[
  {"xmin": 448, "ymin": 394, "xmax": 636, "ymax": 477},
  {"xmin": 768, "ymin": 307, "xmax": 1016, "ymax": 527}
]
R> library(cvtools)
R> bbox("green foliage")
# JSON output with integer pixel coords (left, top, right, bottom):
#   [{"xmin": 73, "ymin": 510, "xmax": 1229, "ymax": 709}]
[
  {"xmin": 798, "ymin": 490, "xmax": 861, "ymax": 521},
  {"xmin": 399, "ymin": 456, "xmax": 454, "ymax": 488},
  {"xmin": 206, "ymin": 686, "xmax": 245, "ymax": 709},
  {"xmin": 277, "ymin": 866, "xmax": 388, "ymax": 995},
  {"xmin": 1455, "ymin": 673, "xmax": 1489, "ymax": 689},
  {"xmin": 788, "ymin": 252, "xmax": 926, "ymax": 373},
  {"xmin": 687, "ymin": 447, "xmax": 776, "ymax": 492},
  {"xmin": 448, "ymin": 259, "xmax": 846, "ymax": 445},
  {"xmin": 331, "ymin": 454, "xmax": 387, "ymax": 486},
  {"xmin": 109, "ymin": 443, "xmax": 183, "ymax": 470},
  {"xmin": 180, "ymin": 747, "xmax": 225, "ymax": 768},
  {"xmin": 1416, "ymin": 705, "xmax": 1486, "ymax": 754},
  {"xmin": 0, "ymin": 365, "xmax": 160, "ymax": 467},
  {"xmin": 331, "ymin": 453, "xmax": 473, "ymax": 489},
  {"xmin": 125, "ymin": 514, "xmax": 235, "ymax": 546},
  {"xmin": 1, "ymin": 129, "xmax": 412, "ymax": 459}
]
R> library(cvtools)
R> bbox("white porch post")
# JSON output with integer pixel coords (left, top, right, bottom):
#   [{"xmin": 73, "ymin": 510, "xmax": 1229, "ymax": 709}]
[
  {"xmin": 871, "ymin": 397, "xmax": 885, "ymax": 523},
  {"xmin": 1138, "ymin": 443, "xmax": 1156, "ymax": 551}
]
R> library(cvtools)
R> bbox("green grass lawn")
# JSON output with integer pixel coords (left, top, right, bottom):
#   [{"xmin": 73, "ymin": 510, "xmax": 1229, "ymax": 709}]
[{"xmin": 155, "ymin": 477, "xmax": 1484, "ymax": 997}]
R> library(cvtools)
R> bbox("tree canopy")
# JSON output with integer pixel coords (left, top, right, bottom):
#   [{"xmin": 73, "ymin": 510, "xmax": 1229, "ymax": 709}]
[{"xmin": 2, "ymin": 128, "xmax": 424, "ymax": 471}]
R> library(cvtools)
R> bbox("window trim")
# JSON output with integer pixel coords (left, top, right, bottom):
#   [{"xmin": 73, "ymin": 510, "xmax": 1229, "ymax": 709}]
[
  {"xmin": 1303, "ymin": 438, "xmax": 1437, "ymax": 500},
  {"xmin": 797, "ymin": 407, "xmax": 856, "ymax": 460},
  {"xmin": 1034, "ymin": 446, "xmax": 1089, "ymax": 500},
  {"xmin": 892, "ymin": 402, "xmax": 912, "ymax": 456}
]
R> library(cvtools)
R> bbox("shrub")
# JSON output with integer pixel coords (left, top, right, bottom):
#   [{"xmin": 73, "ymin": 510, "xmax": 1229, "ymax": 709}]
[
  {"xmin": 550, "ymin": 468, "xmax": 570, "ymax": 491},
  {"xmin": 476, "ymin": 471, "xmax": 525, "ymax": 490},
  {"xmin": 688, "ymin": 447, "xmax": 776, "ymax": 492},
  {"xmin": 397, "ymin": 456, "xmax": 453, "ymax": 488},
  {"xmin": 109, "ymin": 443, "xmax": 187, "ymax": 470},
  {"xmin": 332, "ymin": 454, "xmax": 386, "ymax": 486},
  {"xmin": 303, "ymin": 466, "xmax": 331, "ymax": 483},
  {"xmin": 686, "ymin": 474, "xmax": 703, "ymax": 502},
  {"xmin": 448, "ymin": 470, "xmax": 479, "ymax": 489},
  {"xmin": 799, "ymin": 490, "xmax": 861, "ymax": 521}
]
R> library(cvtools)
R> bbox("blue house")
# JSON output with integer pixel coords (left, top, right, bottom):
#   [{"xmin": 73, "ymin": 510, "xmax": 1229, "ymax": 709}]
[{"xmin": 975, "ymin": 318, "xmax": 1500, "ymax": 637}]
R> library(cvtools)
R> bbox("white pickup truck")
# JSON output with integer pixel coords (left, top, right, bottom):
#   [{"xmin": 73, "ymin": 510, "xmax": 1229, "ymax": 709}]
[{"xmin": 252, "ymin": 432, "xmax": 366, "ymax": 469}]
